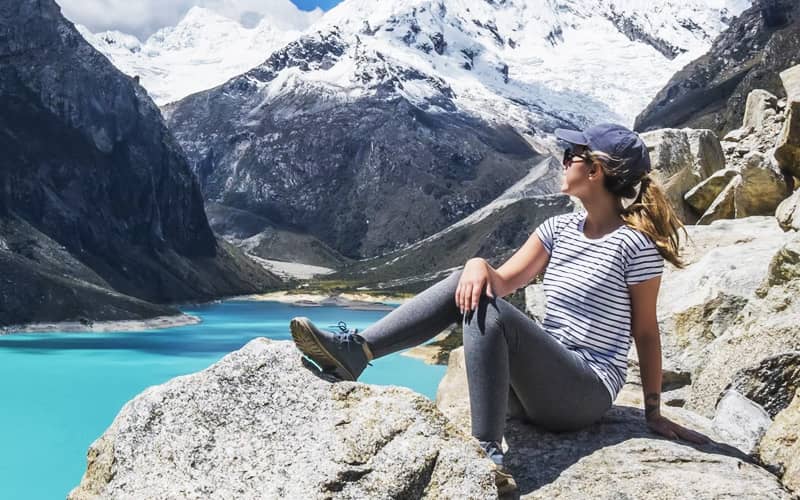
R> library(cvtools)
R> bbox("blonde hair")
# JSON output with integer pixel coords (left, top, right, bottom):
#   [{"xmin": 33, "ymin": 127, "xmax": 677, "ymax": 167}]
[{"xmin": 588, "ymin": 150, "xmax": 688, "ymax": 269}]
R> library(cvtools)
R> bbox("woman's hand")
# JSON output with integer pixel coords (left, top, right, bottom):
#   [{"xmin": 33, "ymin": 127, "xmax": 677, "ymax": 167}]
[
  {"xmin": 646, "ymin": 415, "xmax": 709, "ymax": 444},
  {"xmin": 456, "ymin": 258, "xmax": 495, "ymax": 314}
]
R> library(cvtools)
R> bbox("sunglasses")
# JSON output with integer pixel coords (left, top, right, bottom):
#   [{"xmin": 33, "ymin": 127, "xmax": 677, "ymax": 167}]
[{"xmin": 562, "ymin": 147, "xmax": 591, "ymax": 169}]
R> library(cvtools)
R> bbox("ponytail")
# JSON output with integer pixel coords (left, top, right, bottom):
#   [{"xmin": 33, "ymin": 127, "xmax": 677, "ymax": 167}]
[
  {"xmin": 589, "ymin": 151, "xmax": 688, "ymax": 269},
  {"xmin": 620, "ymin": 174, "xmax": 688, "ymax": 269}
]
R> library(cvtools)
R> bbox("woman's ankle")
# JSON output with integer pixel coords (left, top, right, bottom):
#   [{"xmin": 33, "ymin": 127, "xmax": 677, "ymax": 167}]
[
  {"xmin": 356, "ymin": 335, "xmax": 374, "ymax": 361},
  {"xmin": 478, "ymin": 440, "xmax": 504, "ymax": 467}
]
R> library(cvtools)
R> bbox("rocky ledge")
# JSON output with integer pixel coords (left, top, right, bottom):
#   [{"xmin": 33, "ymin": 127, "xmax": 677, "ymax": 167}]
[
  {"xmin": 69, "ymin": 339, "xmax": 495, "ymax": 499},
  {"xmin": 70, "ymin": 338, "xmax": 796, "ymax": 499}
]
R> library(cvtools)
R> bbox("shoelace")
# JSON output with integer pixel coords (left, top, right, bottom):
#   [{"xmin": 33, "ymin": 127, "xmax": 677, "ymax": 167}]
[{"xmin": 329, "ymin": 321, "xmax": 373, "ymax": 366}]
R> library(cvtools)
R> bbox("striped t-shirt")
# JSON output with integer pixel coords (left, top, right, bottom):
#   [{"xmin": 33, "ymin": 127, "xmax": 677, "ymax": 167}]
[{"xmin": 534, "ymin": 210, "xmax": 664, "ymax": 401}]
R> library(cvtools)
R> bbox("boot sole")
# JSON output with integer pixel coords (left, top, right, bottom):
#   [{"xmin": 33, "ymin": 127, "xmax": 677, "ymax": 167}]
[
  {"xmin": 290, "ymin": 317, "xmax": 356, "ymax": 381},
  {"xmin": 491, "ymin": 464, "xmax": 518, "ymax": 496}
]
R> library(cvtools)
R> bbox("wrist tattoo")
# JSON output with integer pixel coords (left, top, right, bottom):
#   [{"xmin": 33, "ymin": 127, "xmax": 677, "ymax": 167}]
[{"xmin": 645, "ymin": 392, "xmax": 660, "ymax": 419}]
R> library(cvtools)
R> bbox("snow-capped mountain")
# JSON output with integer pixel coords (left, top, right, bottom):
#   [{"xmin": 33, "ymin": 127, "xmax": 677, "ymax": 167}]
[
  {"xmin": 75, "ymin": 4, "xmax": 323, "ymax": 105},
  {"xmin": 294, "ymin": 0, "xmax": 751, "ymax": 141},
  {"xmin": 77, "ymin": 0, "xmax": 749, "ymax": 123},
  {"xmin": 162, "ymin": 0, "xmax": 752, "ymax": 259}
]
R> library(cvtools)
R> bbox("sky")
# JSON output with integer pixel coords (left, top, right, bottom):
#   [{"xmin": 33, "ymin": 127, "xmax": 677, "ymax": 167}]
[{"xmin": 56, "ymin": 0, "xmax": 343, "ymax": 40}]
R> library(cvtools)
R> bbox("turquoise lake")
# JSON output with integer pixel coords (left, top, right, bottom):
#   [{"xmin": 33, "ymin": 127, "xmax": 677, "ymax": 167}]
[{"xmin": 0, "ymin": 299, "xmax": 447, "ymax": 499}]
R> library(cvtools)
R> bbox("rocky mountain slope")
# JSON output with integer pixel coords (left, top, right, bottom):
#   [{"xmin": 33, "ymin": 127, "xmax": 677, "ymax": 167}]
[
  {"xmin": 164, "ymin": 0, "xmax": 748, "ymax": 261},
  {"xmin": 635, "ymin": 0, "xmax": 799, "ymax": 136},
  {"xmin": 75, "ymin": 4, "xmax": 323, "ymax": 105},
  {"xmin": 327, "ymin": 157, "xmax": 572, "ymax": 291},
  {"xmin": 205, "ymin": 201, "xmax": 351, "ymax": 269},
  {"xmin": 0, "ymin": 0, "xmax": 282, "ymax": 327}
]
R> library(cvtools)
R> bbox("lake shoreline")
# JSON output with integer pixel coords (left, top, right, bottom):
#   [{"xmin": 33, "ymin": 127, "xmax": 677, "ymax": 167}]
[
  {"xmin": 0, "ymin": 313, "xmax": 202, "ymax": 335},
  {"xmin": 231, "ymin": 290, "xmax": 409, "ymax": 310},
  {"xmin": 0, "ymin": 291, "xmax": 407, "ymax": 335}
]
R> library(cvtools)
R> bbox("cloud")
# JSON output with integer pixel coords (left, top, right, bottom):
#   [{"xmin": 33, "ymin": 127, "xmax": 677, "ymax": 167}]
[{"xmin": 55, "ymin": 0, "xmax": 324, "ymax": 40}]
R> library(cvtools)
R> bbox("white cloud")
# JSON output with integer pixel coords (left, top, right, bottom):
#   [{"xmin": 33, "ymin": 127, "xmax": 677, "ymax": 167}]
[{"xmin": 55, "ymin": 0, "xmax": 320, "ymax": 40}]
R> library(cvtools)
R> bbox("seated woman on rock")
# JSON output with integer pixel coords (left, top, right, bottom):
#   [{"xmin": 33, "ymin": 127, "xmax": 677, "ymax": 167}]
[{"xmin": 290, "ymin": 123, "xmax": 709, "ymax": 492}]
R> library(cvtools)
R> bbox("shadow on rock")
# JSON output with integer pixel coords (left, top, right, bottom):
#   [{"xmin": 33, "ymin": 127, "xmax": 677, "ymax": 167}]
[{"xmin": 501, "ymin": 404, "xmax": 784, "ymax": 498}]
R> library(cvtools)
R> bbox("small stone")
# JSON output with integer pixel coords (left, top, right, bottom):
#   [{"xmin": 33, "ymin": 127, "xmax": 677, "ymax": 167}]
[
  {"xmin": 684, "ymin": 168, "xmax": 739, "ymax": 214},
  {"xmin": 724, "ymin": 128, "xmax": 750, "ymax": 143},
  {"xmin": 711, "ymin": 389, "xmax": 772, "ymax": 455},
  {"xmin": 743, "ymin": 89, "xmax": 779, "ymax": 130},
  {"xmin": 776, "ymin": 188, "xmax": 800, "ymax": 231},
  {"xmin": 698, "ymin": 175, "xmax": 739, "ymax": 224}
]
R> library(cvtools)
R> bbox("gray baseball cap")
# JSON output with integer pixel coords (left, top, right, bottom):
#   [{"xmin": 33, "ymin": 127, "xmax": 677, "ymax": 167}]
[{"xmin": 554, "ymin": 123, "xmax": 652, "ymax": 174}]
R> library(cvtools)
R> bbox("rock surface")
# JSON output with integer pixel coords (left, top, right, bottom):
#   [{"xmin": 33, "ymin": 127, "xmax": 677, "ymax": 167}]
[
  {"xmin": 69, "ymin": 339, "xmax": 496, "ymax": 499},
  {"xmin": 776, "ymin": 65, "xmax": 800, "ymax": 178},
  {"xmin": 697, "ymin": 175, "xmax": 738, "ymax": 224},
  {"xmin": 777, "ymin": 188, "xmax": 800, "ymax": 231},
  {"xmin": 687, "ymin": 231, "xmax": 800, "ymax": 417},
  {"xmin": 437, "ymin": 348, "xmax": 794, "ymax": 499},
  {"xmin": 684, "ymin": 168, "xmax": 738, "ymax": 214},
  {"xmin": 734, "ymin": 151, "xmax": 789, "ymax": 217},
  {"xmin": 724, "ymin": 352, "xmax": 800, "ymax": 419},
  {"xmin": 711, "ymin": 389, "xmax": 772, "ymax": 455},
  {"xmin": 744, "ymin": 89, "xmax": 780, "ymax": 130},
  {"xmin": 655, "ymin": 217, "xmax": 790, "ymax": 374},
  {"xmin": 640, "ymin": 128, "xmax": 725, "ymax": 223},
  {"xmin": 759, "ymin": 389, "xmax": 800, "ymax": 493}
]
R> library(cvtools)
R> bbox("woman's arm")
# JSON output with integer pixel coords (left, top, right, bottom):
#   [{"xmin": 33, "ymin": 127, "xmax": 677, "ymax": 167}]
[
  {"xmin": 629, "ymin": 276, "xmax": 663, "ymax": 420},
  {"xmin": 458, "ymin": 231, "xmax": 551, "ymax": 313},
  {"xmin": 477, "ymin": 231, "xmax": 552, "ymax": 299},
  {"xmin": 630, "ymin": 276, "xmax": 709, "ymax": 444}
]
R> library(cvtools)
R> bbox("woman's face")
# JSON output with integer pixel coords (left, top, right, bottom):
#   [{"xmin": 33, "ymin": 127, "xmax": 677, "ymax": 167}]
[{"xmin": 560, "ymin": 145, "xmax": 595, "ymax": 199}]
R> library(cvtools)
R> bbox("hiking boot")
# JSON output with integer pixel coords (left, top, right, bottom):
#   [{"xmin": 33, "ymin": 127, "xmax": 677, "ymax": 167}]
[
  {"xmin": 290, "ymin": 317, "xmax": 372, "ymax": 381},
  {"xmin": 480, "ymin": 440, "xmax": 518, "ymax": 496}
]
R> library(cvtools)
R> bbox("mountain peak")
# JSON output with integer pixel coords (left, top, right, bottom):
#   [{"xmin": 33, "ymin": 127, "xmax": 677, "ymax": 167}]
[{"xmin": 179, "ymin": 6, "xmax": 230, "ymax": 25}]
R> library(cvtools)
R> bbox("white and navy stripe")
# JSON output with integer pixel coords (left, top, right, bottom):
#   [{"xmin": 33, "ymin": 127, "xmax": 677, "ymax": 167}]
[{"xmin": 534, "ymin": 210, "xmax": 663, "ymax": 401}]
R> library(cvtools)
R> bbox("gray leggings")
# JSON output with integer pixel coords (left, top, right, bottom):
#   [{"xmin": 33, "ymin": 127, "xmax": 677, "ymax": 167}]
[{"xmin": 360, "ymin": 268, "xmax": 612, "ymax": 443}]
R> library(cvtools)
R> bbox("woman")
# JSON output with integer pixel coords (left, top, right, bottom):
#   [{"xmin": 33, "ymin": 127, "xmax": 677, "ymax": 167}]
[{"xmin": 290, "ymin": 123, "xmax": 709, "ymax": 492}]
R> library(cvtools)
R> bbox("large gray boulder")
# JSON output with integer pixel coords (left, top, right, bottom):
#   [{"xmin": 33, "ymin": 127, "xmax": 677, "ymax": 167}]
[
  {"xmin": 775, "ymin": 64, "xmax": 800, "ymax": 179},
  {"xmin": 734, "ymin": 152, "xmax": 790, "ymax": 217},
  {"xmin": 437, "ymin": 348, "xmax": 793, "ymax": 499},
  {"xmin": 654, "ymin": 217, "xmax": 791, "ymax": 374},
  {"xmin": 640, "ymin": 128, "xmax": 725, "ymax": 224},
  {"xmin": 687, "ymin": 232, "xmax": 800, "ymax": 417},
  {"xmin": 69, "ymin": 339, "xmax": 496, "ymax": 499},
  {"xmin": 743, "ymin": 89, "xmax": 780, "ymax": 131}
]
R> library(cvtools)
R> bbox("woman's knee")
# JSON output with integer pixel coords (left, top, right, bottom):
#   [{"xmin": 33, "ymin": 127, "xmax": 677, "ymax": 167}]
[{"xmin": 463, "ymin": 292, "xmax": 506, "ymax": 334}]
